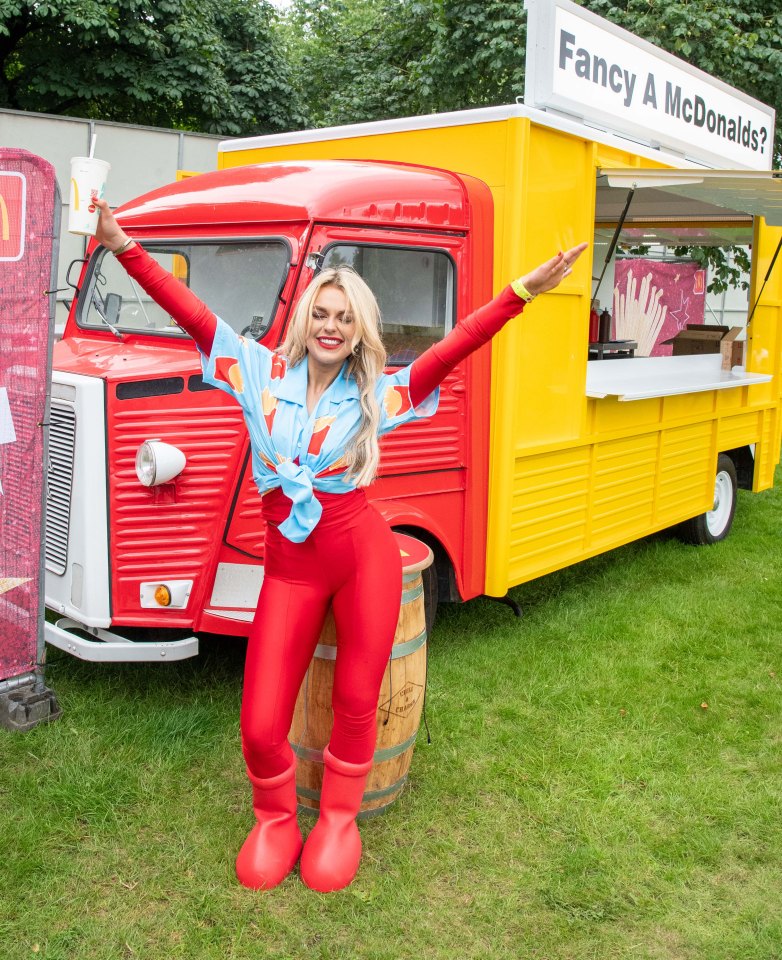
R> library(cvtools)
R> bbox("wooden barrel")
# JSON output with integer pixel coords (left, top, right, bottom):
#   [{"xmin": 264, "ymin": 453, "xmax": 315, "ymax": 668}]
[{"xmin": 290, "ymin": 533, "xmax": 433, "ymax": 818}]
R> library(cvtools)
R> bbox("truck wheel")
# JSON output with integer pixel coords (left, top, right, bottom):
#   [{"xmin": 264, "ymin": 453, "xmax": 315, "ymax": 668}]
[
  {"xmin": 677, "ymin": 453, "xmax": 738, "ymax": 545},
  {"xmin": 422, "ymin": 560, "xmax": 439, "ymax": 638}
]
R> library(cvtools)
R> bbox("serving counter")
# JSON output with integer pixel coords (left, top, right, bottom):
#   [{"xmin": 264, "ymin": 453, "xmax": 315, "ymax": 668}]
[{"xmin": 586, "ymin": 353, "xmax": 772, "ymax": 402}]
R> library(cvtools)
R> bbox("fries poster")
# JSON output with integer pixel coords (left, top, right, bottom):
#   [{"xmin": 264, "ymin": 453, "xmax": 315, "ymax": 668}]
[{"xmin": 613, "ymin": 259, "xmax": 705, "ymax": 357}]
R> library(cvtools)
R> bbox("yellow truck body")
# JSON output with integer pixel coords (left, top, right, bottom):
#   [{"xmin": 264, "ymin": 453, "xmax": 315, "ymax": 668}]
[{"xmin": 218, "ymin": 105, "xmax": 782, "ymax": 597}]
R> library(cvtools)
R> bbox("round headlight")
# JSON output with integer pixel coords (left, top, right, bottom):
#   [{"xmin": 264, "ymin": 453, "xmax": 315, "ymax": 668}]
[
  {"xmin": 136, "ymin": 441, "xmax": 157, "ymax": 486},
  {"xmin": 135, "ymin": 440, "xmax": 186, "ymax": 487}
]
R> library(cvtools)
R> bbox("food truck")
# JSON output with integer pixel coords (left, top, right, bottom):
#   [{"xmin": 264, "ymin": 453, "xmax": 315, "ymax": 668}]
[{"xmin": 44, "ymin": 0, "xmax": 782, "ymax": 661}]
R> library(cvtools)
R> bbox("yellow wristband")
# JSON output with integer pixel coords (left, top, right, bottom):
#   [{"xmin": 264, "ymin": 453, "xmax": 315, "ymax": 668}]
[{"xmin": 511, "ymin": 278, "xmax": 535, "ymax": 302}]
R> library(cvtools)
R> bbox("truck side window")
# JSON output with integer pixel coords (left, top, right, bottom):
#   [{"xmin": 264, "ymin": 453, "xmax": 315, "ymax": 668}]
[
  {"xmin": 321, "ymin": 244, "xmax": 454, "ymax": 364},
  {"xmin": 79, "ymin": 241, "xmax": 289, "ymax": 339}
]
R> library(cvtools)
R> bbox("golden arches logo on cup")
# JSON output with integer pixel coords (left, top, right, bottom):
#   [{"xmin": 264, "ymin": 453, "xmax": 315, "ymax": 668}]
[
  {"xmin": 68, "ymin": 177, "xmax": 104, "ymax": 213},
  {"xmin": 68, "ymin": 157, "xmax": 110, "ymax": 236}
]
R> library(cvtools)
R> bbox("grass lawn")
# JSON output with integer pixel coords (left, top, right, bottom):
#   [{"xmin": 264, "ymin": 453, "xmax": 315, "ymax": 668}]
[{"xmin": 2, "ymin": 469, "xmax": 781, "ymax": 960}]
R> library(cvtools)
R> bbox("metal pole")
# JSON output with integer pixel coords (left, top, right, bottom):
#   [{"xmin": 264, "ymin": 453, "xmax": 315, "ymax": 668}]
[{"xmin": 592, "ymin": 188, "xmax": 635, "ymax": 306}]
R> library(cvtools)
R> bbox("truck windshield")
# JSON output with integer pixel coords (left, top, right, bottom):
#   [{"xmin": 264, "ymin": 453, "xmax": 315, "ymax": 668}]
[{"xmin": 78, "ymin": 241, "xmax": 290, "ymax": 339}]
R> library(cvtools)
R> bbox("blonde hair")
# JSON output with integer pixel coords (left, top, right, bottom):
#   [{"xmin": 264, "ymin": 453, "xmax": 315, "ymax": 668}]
[{"xmin": 279, "ymin": 267, "xmax": 387, "ymax": 486}]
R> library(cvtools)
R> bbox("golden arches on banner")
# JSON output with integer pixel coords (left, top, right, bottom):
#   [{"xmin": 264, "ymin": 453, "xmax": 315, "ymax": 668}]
[{"xmin": 0, "ymin": 193, "xmax": 9, "ymax": 241}]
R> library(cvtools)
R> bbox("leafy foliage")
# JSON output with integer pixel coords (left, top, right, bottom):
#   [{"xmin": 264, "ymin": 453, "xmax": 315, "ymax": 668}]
[
  {"xmin": 2, "ymin": 0, "xmax": 780, "ymax": 161},
  {"xmin": 0, "ymin": 0, "xmax": 304, "ymax": 135},
  {"xmin": 622, "ymin": 243, "xmax": 752, "ymax": 295},
  {"xmin": 280, "ymin": 0, "xmax": 528, "ymax": 126},
  {"xmin": 413, "ymin": 0, "xmax": 528, "ymax": 113},
  {"xmin": 279, "ymin": 0, "xmax": 780, "ymax": 294},
  {"xmin": 671, "ymin": 244, "xmax": 752, "ymax": 294},
  {"xmin": 279, "ymin": 0, "xmax": 433, "ymax": 126},
  {"xmin": 281, "ymin": 0, "xmax": 781, "ymax": 163}
]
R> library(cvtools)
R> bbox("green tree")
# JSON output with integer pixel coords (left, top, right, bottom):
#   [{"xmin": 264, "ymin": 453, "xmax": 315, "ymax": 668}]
[
  {"xmin": 0, "ymin": 0, "xmax": 304, "ymax": 135},
  {"xmin": 280, "ymin": 0, "xmax": 434, "ymax": 126},
  {"xmin": 281, "ymin": 0, "xmax": 528, "ymax": 126},
  {"xmin": 413, "ymin": 0, "xmax": 527, "ymax": 113},
  {"xmin": 280, "ymin": 0, "xmax": 780, "ymax": 292},
  {"xmin": 281, "ymin": 0, "xmax": 781, "ymax": 160}
]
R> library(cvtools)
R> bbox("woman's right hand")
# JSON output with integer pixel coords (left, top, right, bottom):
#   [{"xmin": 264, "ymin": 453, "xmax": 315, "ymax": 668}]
[
  {"xmin": 93, "ymin": 197, "xmax": 132, "ymax": 253},
  {"xmin": 520, "ymin": 243, "xmax": 589, "ymax": 297}
]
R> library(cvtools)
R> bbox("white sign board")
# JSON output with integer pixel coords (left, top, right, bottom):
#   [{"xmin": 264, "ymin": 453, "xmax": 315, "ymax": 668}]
[{"xmin": 525, "ymin": 0, "xmax": 775, "ymax": 171}]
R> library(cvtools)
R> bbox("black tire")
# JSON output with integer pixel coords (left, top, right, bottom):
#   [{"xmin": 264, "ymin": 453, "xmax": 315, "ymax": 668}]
[
  {"xmin": 422, "ymin": 559, "xmax": 439, "ymax": 638},
  {"xmin": 677, "ymin": 453, "xmax": 738, "ymax": 545}
]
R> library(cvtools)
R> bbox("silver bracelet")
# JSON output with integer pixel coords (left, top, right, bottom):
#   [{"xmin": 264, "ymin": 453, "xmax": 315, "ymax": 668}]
[{"xmin": 112, "ymin": 238, "xmax": 134, "ymax": 256}]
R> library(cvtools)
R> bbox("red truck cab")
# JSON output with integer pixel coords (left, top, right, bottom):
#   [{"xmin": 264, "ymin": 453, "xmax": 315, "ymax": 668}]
[{"xmin": 46, "ymin": 160, "xmax": 495, "ymax": 659}]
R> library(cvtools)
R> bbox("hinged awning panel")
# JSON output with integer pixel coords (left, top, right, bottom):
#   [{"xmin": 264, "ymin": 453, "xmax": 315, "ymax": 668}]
[{"xmin": 598, "ymin": 169, "xmax": 782, "ymax": 226}]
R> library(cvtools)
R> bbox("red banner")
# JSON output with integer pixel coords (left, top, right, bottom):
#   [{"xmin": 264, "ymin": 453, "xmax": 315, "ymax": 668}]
[
  {"xmin": 0, "ymin": 151, "xmax": 58, "ymax": 681},
  {"xmin": 614, "ymin": 259, "xmax": 706, "ymax": 356}
]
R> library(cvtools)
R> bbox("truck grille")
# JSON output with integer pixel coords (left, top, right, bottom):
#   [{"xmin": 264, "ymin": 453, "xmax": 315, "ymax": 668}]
[{"xmin": 45, "ymin": 400, "xmax": 77, "ymax": 575}]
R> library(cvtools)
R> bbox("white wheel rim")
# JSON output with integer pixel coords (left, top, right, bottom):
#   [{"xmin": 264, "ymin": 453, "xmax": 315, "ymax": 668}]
[{"xmin": 707, "ymin": 471, "xmax": 733, "ymax": 537}]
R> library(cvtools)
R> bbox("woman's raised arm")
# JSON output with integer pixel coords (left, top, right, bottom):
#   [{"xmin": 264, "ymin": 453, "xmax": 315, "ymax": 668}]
[
  {"xmin": 94, "ymin": 198, "xmax": 218, "ymax": 355},
  {"xmin": 408, "ymin": 244, "xmax": 588, "ymax": 406}
]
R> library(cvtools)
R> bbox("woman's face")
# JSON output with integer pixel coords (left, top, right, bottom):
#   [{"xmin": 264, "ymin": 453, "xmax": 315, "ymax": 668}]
[{"xmin": 306, "ymin": 284, "xmax": 356, "ymax": 370}]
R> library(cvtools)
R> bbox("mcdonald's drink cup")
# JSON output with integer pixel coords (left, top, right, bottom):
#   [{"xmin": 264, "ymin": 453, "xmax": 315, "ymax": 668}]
[{"xmin": 68, "ymin": 157, "xmax": 111, "ymax": 235}]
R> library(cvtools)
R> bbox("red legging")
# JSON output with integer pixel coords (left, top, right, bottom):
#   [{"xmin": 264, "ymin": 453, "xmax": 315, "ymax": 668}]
[{"xmin": 241, "ymin": 487, "xmax": 402, "ymax": 779}]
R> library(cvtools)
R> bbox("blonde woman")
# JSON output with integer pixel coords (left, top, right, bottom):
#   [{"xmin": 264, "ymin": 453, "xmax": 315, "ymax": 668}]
[{"xmin": 95, "ymin": 197, "xmax": 585, "ymax": 892}]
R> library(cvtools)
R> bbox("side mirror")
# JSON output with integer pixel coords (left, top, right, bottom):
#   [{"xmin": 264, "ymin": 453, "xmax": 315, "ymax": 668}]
[{"xmin": 105, "ymin": 292, "xmax": 122, "ymax": 326}]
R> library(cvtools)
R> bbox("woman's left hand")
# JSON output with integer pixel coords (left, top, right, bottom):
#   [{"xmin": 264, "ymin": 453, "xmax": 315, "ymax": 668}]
[
  {"xmin": 93, "ymin": 198, "xmax": 131, "ymax": 252},
  {"xmin": 521, "ymin": 242, "xmax": 589, "ymax": 297}
]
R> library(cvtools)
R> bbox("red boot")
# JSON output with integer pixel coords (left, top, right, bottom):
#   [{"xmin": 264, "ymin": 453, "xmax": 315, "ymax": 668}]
[
  {"xmin": 235, "ymin": 762, "xmax": 303, "ymax": 890},
  {"xmin": 300, "ymin": 746, "xmax": 372, "ymax": 892}
]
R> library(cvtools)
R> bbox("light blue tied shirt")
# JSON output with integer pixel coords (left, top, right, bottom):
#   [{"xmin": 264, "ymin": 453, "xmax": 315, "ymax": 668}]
[{"xmin": 200, "ymin": 318, "xmax": 439, "ymax": 542}]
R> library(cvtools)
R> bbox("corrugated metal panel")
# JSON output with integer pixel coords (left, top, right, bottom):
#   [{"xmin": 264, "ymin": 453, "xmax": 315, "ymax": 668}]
[
  {"xmin": 508, "ymin": 447, "xmax": 590, "ymax": 579},
  {"xmin": 756, "ymin": 408, "xmax": 779, "ymax": 490},
  {"xmin": 44, "ymin": 400, "xmax": 76, "ymax": 576},
  {"xmin": 717, "ymin": 410, "xmax": 761, "ymax": 451},
  {"xmin": 657, "ymin": 422, "xmax": 713, "ymax": 522},
  {"xmin": 2, "ymin": 108, "xmax": 221, "ymax": 331},
  {"xmin": 109, "ymin": 398, "xmax": 246, "ymax": 615},
  {"xmin": 590, "ymin": 433, "xmax": 658, "ymax": 546}
]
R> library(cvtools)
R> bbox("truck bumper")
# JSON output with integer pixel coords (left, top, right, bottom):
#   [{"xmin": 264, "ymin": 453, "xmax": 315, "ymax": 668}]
[{"xmin": 45, "ymin": 617, "xmax": 199, "ymax": 663}]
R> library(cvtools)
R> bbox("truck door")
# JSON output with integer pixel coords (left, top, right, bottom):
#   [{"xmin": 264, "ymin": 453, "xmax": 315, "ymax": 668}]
[
  {"xmin": 300, "ymin": 223, "xmax": 492, "ymax": 601},
  {"xmin": 222, "ymin": 220, "xmax": 492, "ymax": 603}
]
